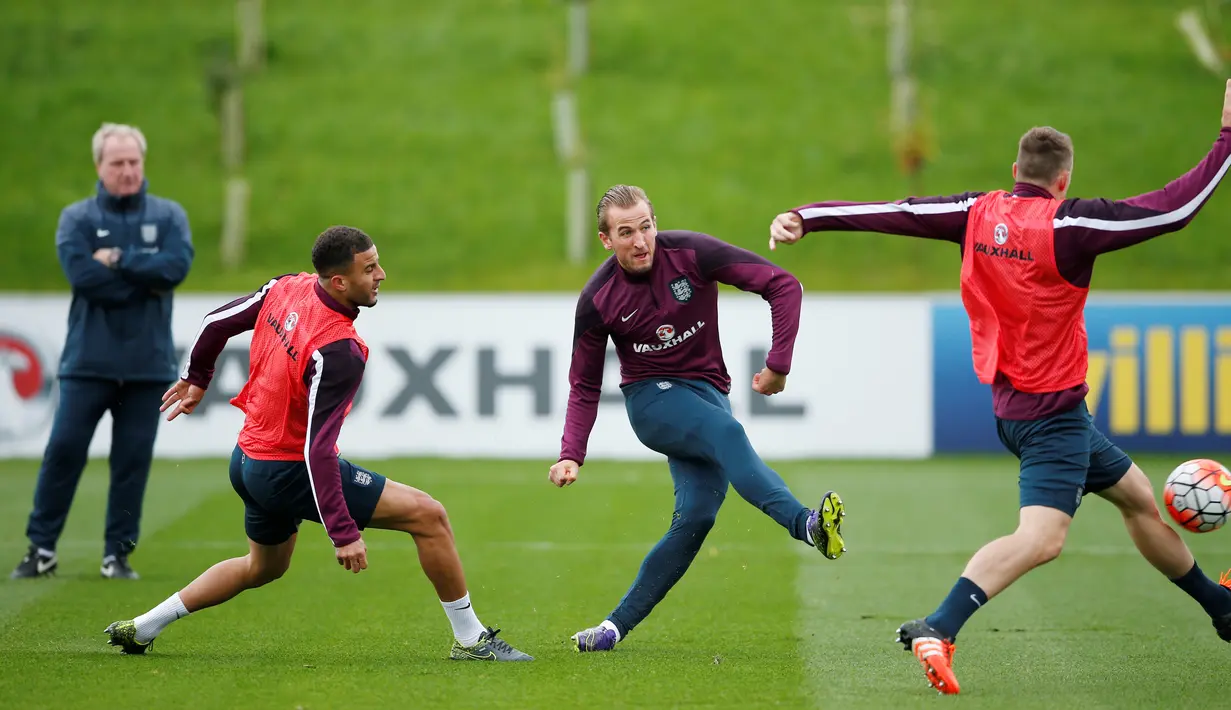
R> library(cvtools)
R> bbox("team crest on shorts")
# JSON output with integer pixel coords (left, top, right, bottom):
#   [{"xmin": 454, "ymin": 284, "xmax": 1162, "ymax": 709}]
[
  {"xmin": 668, "ymin": 277, "xmax": 693, "ymax": 303},
  {"xmin": 354, "ymin": 470, "xmax": 373, "ymax": 486}
]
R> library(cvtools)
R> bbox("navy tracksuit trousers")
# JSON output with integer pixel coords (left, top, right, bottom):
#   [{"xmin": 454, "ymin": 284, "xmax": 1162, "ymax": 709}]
[
  {"xmin": 608, "ymin": 377, "xmax": 812, "ymax": 637},
  {"xmin": 25, "ymin": 377, "xmax": 166, "ymax": 558}
]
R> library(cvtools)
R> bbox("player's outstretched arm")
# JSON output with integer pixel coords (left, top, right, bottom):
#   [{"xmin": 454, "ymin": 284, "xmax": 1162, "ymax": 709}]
[
  {"xmin": 164, "ymin": 275, "xmax": 292, "ymax": 420},
  {"xmin": 1056, "ymin": 80, "xmax": 1231, "ymax": 258},
  {"xmin": 680, "ymin": 231, "xmax": 801, "ymax": 392},
  {"xmin": 180, "ymin": 275, "xmax": 290, "ymax": 389},
  {"xmin": 552, "ymin": 293, "xmax": 608, "ymax": 487},
  {"xmin": 768, "ymin": 192, "xmax": 984, "ymax": 251}
]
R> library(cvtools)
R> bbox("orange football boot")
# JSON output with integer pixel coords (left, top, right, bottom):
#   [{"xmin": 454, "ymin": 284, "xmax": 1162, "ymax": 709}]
[{"xmin": 897, "ymin": 619, "xmax": 960, "ymax": 695}]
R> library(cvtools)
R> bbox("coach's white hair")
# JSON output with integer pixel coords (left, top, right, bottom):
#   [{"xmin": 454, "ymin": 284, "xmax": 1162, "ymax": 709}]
[{"xmin": 92, "ymin": 123, "xmax": 147, "ymax": 164}]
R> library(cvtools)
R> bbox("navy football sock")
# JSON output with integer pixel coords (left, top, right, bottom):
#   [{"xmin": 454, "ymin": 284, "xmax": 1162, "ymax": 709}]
[
  {"xmin": 924, "ymin": 577, "xmax": 988, "ymax": 640},
  {"xmin": 1171, "ymin": 562, "xmax": 1231, "ymax": 618}
]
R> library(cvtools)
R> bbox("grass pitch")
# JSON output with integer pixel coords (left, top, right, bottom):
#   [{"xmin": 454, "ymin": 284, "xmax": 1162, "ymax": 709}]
[{"xmin": 1, "ymin": 454, "xmax": 1229, "ymax": 708}]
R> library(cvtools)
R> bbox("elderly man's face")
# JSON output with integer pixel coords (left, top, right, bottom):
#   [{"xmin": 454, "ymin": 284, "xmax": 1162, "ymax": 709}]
[{"xmin": 96, "ymin": 136, "xmax": 144, "ymax": 197}]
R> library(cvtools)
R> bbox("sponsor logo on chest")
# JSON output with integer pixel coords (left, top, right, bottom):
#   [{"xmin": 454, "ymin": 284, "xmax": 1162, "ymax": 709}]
[
  {"xmin": 265, "ymin": 311, "xmax": 301, "ymax": 361},
  {"xmin": 633, "ymin": 320, "xmax": 705, "ymax": 353}
]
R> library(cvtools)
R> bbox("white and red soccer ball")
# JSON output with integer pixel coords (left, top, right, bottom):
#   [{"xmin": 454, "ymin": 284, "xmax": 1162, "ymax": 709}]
[{"xmin": 1164, "ymin": 458, "xmax": 1231, "ymax": 533}]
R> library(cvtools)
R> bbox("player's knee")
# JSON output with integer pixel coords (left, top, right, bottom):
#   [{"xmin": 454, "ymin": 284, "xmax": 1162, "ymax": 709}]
[
  {"xmin": 673, "ymin": 515, "xmax": 716, "ymax": 540},
  {"xmin": 401, "ymin": 493, "xmax": 450, "ymax": 536},
  {"xmin": 714, "ymin": 417, "xmax": 747, "ymax": 444},
  {"xmin": 1035, "ymin": 535, "xmax": 1065, "ymax": 564},
  {"xmin": 420, "ymin": 497, "xmax": 450, "ymax": 533},
  {"xmin": 673, "ymin": 504, "xmax": 721, "ymax": 537},
  {"xmin": 251, "ymin": 566, "xmax": 288, "ymax": 587},
  {"xmin": 247, "ymin": 555, "xmax": 290, "ymax": 587},
  {"xmin": 1020, "ymin": 525, "xmax": 1067, "ymax": 564},
  {"xmin": 1015, "ymin": 512, "xmax": 1069, "ymax": 565},
  {"xmin": 1108, "ymin": 465, "xmax": 1160, "ymax": 518},
  {"xmin": 704, "ymin": 417, "xmax": 750, "ymax": 463}
]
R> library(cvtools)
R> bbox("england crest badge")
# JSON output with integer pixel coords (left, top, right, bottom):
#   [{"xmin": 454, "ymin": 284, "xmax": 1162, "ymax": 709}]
[{"xmin": 668, "ymin": 276, "xmax": 693, "ymax": 303}]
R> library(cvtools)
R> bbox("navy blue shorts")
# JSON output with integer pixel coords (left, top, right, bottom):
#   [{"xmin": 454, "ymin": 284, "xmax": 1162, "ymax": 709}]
[
  {"xmin": 996, "ymin": 401, "xmax": 1132, "ymax": 517},
  {"xmin": 228, "ymin": 445, "xmax": 387, "ymax": 546}
]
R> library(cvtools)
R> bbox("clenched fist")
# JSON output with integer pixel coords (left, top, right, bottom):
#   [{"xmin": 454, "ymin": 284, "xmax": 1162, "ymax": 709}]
[
  {"xmin": 768, "ymin": 212, "xmax": 804, "ymax": 251},
  {"xmin": 549, "ymin": 459, "xmax": 579, "ymax": 487},
  {"xmin": 752, "ymin": 367, "xmax": 787, "ymax": 395}
]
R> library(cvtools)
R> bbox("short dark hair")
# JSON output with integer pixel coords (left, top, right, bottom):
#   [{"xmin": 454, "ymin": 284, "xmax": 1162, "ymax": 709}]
[
  {"xmin": 1016, "ymin": 127, "xmax": 1074, "ymax": 184},
  {"xmin": 311, "ymin": 226, "xmax": 373, "ymax": 276}
]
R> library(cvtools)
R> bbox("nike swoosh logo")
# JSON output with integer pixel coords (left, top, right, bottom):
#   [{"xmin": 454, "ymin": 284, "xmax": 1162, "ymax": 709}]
[
  {"xmin": 458, "ymin": 603, "xmax": 471, "ymax": 610},
  {"xmin": 621, "ymin": 310, "xmax": 638, "ymax": 322},
  {"xmin": 36, "ymin": 558, "xmax": 55, "ymax": 574},
  {"xmin": 1220, "ymin": 472, "xmax": 1231, "ymax": 489},
  {"xmin": 969, "ymin": 594, "xmax": 982, "ymax": 607}
]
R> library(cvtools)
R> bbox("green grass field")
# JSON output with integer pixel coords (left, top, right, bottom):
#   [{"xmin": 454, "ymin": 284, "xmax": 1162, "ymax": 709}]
[
  {"xmin": 5, "ymin": 1, "xmax": 1231, "ymax": 293},
  {"xmin": 2, "ymin": 455, "xmax": 1229, "ymax": 708}
]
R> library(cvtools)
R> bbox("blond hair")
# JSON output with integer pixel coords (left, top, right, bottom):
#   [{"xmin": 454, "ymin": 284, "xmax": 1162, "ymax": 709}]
[
  {"xmin": 597, "ymin": 184, "xmax": 654, "ymax": 233},
  {"xmin": 1016, "ymin": 126, "xmax": 1073, "ymax": 184},
  {"xmin": 92, "ymin": 123, "xmax": 147, "ymax": 164}
]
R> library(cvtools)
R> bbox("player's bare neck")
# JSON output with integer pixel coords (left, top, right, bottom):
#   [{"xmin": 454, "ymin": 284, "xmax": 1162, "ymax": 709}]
[{"xmin": 316, "ymin": 277, "xmax": 356, "ymax": 310}]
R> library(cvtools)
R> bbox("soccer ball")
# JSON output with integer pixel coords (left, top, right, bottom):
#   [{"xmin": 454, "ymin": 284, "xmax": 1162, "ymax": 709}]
[{"xmin": 1163, "ymin": 458, "xmax": 1231, "ymax": 533}]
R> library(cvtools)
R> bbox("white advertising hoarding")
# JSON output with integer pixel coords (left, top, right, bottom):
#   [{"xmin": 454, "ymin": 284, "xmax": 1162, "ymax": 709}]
[{"xmin": 0, "ymin": 293, "xmax": 933, "ymax": 460}]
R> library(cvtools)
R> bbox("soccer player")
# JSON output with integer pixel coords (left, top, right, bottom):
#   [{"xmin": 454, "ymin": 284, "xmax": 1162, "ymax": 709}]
[
  {"xmin": 766, "ymin": 81, "xmax": 1231, "ymax": 694},
  {"xmin": 551, "ymin": 185, "xmax": 847, "ymax": 652},
  {"xmin": 103, "ymin": 226, "xmax": 532, "ymax": 662}
]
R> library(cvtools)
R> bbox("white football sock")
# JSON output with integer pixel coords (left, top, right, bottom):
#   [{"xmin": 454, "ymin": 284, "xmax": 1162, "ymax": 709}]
[
  {"xmin": 600, "ymin": 619, "xmax": 622, "ymax": 642},
  {"xmin": 133, "ymin": 592, "xmax": 190, "ymax": 644},
  {"xmin": 441, "ymin": 593, "xmax": 485, "ymax": 646}
]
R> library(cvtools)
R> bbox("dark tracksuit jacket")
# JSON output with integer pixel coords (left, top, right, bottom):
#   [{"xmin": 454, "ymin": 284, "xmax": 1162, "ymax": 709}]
[{"xmin": 26, "ymin": 179, "xmax": 194, "ymax": 557}]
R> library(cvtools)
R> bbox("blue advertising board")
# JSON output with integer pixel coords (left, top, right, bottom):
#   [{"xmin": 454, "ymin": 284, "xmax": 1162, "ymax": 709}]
[{"xmin": 932, "ymin": 297, "xmax": 1231, "ymax": 453}]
